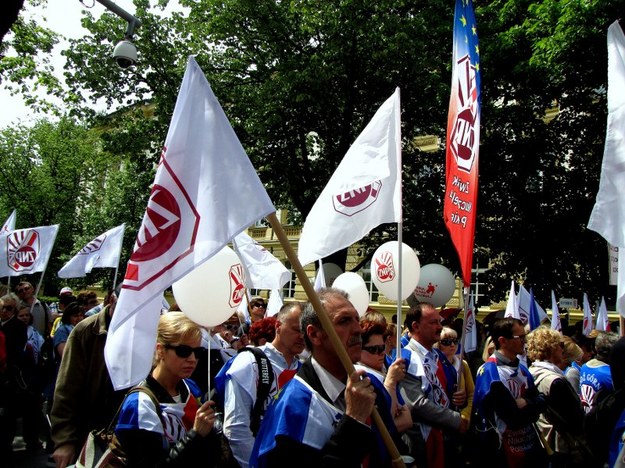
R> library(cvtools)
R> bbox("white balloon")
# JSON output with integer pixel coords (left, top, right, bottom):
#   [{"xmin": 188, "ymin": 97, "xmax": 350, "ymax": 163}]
[
  {"xmin": 371, "ymin": 241, "xmax": 420, "ymax": 301},
  {"xmin": 332, "ymin": 272, "xmax": 370, "ymax": 317},
  {"xmin": 172, "ymin": 246, "xmax": 245, "ymax": 327},
  {"xmin": 412, "ymin": 264, "xmax": 456, "ymax": 307}
]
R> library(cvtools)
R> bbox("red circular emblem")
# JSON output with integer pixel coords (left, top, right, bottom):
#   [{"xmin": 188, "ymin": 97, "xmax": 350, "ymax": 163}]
[{"xmin": 133, "ymin": 185, "xmax": 181, "ymax": 262}]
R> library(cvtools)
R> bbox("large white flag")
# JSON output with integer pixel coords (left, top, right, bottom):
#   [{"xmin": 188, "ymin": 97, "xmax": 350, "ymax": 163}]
[
  {"xmin": 1, "ymin": 210, "xmax": 16, "ymax": 234},
  {"xmin": 105, "ymin": 56, "xmax": 275, "ymax": 390},
  {"xmin": 297, "ymin": 89, "xmax": 401, "ymax": 266},
  {"xmin": 595, "ymin": 296, "xmax": 611, "ymax": 332},
  {"xmin": 58, "ymin": 224, "xmax": 125, "ymax": 278},
  {"xmin": 504, "ymin": 281, "xmax": 520, "ymax": 320},
  {"xmin": 463, "ymin": 293, "xmax": 477, "ymax": 353},
  {"xmin": 0, "ymin": 225, "xmax": 59, "ymax": 277},
  {"xmin": 232, "ymin": 231, "xmax": 290, "ymax": 290},
  {"xmin": 582, "ymin": 292, "xmax": 594, "ymax": 336},
  {"xmin": 550, "ymin": 290, "xmax": 562, "ymax": 332},
  {"xmin": 588, "ymin": 22, "xmax": 625, "ymax": 317}
]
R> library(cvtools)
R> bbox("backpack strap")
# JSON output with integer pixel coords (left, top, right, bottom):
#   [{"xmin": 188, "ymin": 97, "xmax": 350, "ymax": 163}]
[
  {"xmin": 106, "ymin": 384, "xmax": 165, "ymax": 433},
  {"xmin": 237, "ymin": 347, "xmax": 275, "ymax": 436}
]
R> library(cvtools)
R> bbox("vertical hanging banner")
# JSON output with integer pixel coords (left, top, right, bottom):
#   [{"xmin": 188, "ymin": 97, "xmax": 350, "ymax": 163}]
[
  {"xmin": 444, "ymin": 0, "xmax": 481, "ymax": 287},
  {"xmin": 609, "ymin": 244, "xmax": 619, "ymax": 286}
]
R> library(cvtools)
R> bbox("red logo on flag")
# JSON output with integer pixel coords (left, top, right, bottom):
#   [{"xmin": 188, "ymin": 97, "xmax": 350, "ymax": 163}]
[
  {"xmin": 449, "ymin": 55, "xmax": 479, "ymax": 173},
  {"xmin": 374, "ymin": 251, "xmax": 395, "ymax": 283},
  {"xmin": 229, "ymin": 263, "xmax": 245, "ymax": 308},
  {"xmin": 333, "ymin": 181, "xmax": 382, "ymax": 216},
  {"xmin": 123, "ymin": 156, "xmax": 200, "ymax": 290},
  {"xmin": 79, "ymin": 234, "xmax": 106, "ymax": 255},
  {"xmin": 7, "ymin": 229, "xmax": 40, "ymax": 272}
]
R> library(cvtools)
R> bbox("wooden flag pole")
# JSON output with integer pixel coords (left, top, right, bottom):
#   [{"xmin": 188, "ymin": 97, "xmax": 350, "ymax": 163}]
[{"xmin": 267, "ymin": 212, "xmax": 406, "ymax": 468}]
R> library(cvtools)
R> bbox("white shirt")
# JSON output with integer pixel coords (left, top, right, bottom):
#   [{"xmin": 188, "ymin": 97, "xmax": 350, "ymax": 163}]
[{"xmin": 223, "ymin": 343, "xmax": 300, "ymax": 468}]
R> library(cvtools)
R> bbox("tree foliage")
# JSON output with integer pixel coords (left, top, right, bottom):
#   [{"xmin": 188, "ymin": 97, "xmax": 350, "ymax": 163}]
[{"xmin": 1, "ymin": 0, "xmax": 622, "ymax": 307}]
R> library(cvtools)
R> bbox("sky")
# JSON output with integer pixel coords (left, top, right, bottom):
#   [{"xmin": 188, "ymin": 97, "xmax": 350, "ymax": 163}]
[{"xmin": 0, "ymin": 0, "xmax": 141, "ymax": 128}]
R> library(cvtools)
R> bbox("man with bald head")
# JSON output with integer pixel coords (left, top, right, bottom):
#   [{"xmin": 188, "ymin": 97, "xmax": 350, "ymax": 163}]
[{"xmin": 250, "ymin": 287, "xmax": 378, "ymax": 467}]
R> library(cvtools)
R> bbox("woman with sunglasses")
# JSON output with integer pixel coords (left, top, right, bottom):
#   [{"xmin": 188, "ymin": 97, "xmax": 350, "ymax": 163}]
[
  {"xmin": 115, "ymin": 312, "xmax": 221, "ymax": 467},
  {"xmin": 357, "ymin": 320, "xmax": 412, "ymax": 433},
  {"xmin": 434, "ymin": 327, "xmax": 474, "ymax": 422}
]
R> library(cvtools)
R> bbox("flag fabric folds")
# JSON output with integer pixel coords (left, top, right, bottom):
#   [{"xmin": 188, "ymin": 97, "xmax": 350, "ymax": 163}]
[
  {"xmin": 582, "ymin": 293, "xmax": 594, "ymax": 336},
  {"xmin": 463, "ymin": 293, "xmax": 478, "ymax": 353},
  {"xmin": 504, "ymin": 281, "xmax": 519, "ymax": 320},
  {"xmin": 1, "ymin": 209, "xmax": 16, "ymax": 234},
  {"xmin": 297, "ymin": 89, "xmax": 401, "ymax": 266},
  {"xmin": 0, "ymin": 225, "xmax": 59, "ymax": 277},
  {"xmin": 105, "ymin": 56, "xmax": 275, "ymax": 390},
  {"xmin": 58, "ymin": 224, "xmax": 125, "ymax": 278},
  {"xmin": 233, "ymin": 231, "xmax": 291, "ymax": 290},
  {"xmin": 596, "ymin": 296, "xmax": 611, "ymax": 332},
  {"xmin": 517, "ymin": 284, "xmax": 547, "ymax": 324},
  {"xmin": 313, "ymin": 260, "xmax": 326, "ymax": 292},
  {"xmin": 443, "ymin": 0, "xmax": 481, "ymax": 287},
  {"xmin": 588, "ymin": 21, "xmax": 625, "ymax": 317},
  {"xmin": 528, "ymin": 288, "xmax": 541, "ymax": 331},
  {"xmin": 266, "ymin": 289, "xmax": 284, "ymax": 318},
  {"xmin": 551, "ymin": 290, "xmax": 562, "ymax": 332}
]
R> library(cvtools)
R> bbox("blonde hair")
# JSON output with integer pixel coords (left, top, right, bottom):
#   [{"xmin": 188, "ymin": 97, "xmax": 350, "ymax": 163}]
[
  {"xmin": 440, "ymin": 326, "xmax": 458, "ymax": 340},
  {"xmin": 562, "ymin": 336, "xmax": 583, "ymax": 364},
  {"xmin": 157, "ymin": 312, "xmax": 202, "ymax": 346},
  {"xmin": 526, "ymin": 326, "xmax": 562, "ymax": 362},
  {"xmin": 482, "ymin": 336, "xmax": 495, "ymax": 362}
]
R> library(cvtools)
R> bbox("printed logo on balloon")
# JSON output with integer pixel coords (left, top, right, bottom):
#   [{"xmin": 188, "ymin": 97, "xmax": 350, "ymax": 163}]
[{"xmin": 371, "ymin": 241, "xmax": 420, "ymax": 301}]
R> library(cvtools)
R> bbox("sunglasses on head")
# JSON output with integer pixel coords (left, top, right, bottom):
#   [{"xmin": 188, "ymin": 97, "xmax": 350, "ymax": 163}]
[
  {"xmin": 440, "ymin": 338, "xmax": 459, "ymax": 346},
  {"xmin": 362, "ymin": 344, "xmax": 386, "ymax": 355},
  {"xmin": 165, "ymin": 344, "xmax": 204, "ymax": 359}
]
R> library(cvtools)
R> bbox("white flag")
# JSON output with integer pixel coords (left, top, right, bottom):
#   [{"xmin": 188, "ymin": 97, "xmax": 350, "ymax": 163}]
[
  {"xmin": 298, "ymin": 89, "xmax": 401, "ymax": 266},
  {"xmin": 463, "ymin": 293, "xmax": 477, "ymax": 353},
  {"xmin": 582, "ymin": 292, "xmax": 594, "ymax": 336},
  {"xmin": 588, "ymin": 22, "xmax": 625, "ymax": 317},
  {"xmin": 314, "ymin": 259, "xmax": 326, "ymax": 292},
  {"xmin": 504, "ymin": 281, "xmax": 520, "ymax": 320},
  {"xmin": 550, "ymin": 290, "xmax": 562, "ymax": 332},
  {"xmin": 596, "ymin": 296, "xmax": 610, "ymax": 332},
  {"xmin": 266, "ymin": 289, "xmax": 284, "ymax": 317},
  {"xmin": 1, "ymin": 209, "xmax": 16, "ymax": 234},
  {"xmin": 517, "ymin": 284, "xmax": 547, "ymax": 324},
  {"xmin": 237, "ymin": 293, "xmax": 250, "ymax": 324},
  {"xmin": 58, "ymin": 224, "xmax": 125, "ymax": 278},
  {"xmin": 0, "ymin": 225, "xmax": 59, "ymax": 277},
  {"xmin": 233, "ymin": 231, "xmax": 290, "ymax": 290},
  {"xmin": 105, "ymin": 56, "xmax": 275, "ymax": 390}
]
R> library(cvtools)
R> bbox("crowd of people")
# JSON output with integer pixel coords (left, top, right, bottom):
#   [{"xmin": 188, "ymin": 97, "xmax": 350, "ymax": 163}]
[{"xmin": 1, "ymin": 284, "xmax": 625, "ymax": 468}]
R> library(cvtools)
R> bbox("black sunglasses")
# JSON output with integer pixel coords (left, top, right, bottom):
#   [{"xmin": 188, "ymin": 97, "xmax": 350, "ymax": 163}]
[
  {"xmin": 165, "ymin": 344, "xmax": 204, "ymax": 359},
  {"xmin": 252, "ymin": 303, "xmax": 266, "ymax": 308},
  {"xmin": 362, "ymin": 344, "xmax": 386, "ymax": 355},
  {"xmin": 440, "ymin": 338, "xmax": 459, "ymax": 346}
]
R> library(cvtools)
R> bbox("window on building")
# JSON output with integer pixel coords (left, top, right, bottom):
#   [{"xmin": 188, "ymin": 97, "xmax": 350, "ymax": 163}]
[
  {"xmin": 361, "ymin": 262, "xmax": 379, "ymax": 302},
  {"xmin": 282, "ymin": 261, "xmax": 296, "ymax": 298}
]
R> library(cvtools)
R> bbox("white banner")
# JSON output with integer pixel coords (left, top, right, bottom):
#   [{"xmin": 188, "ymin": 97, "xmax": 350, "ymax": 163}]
[
  {"xmin": 0, "ymin": 225, "xmax": 59, "ymax": 277},
  {"xmin": 105, "ymin": 56, "xmax": 275, "ymax": 390},
  {"xmin": 298, "ymin": 89, "xmax": 401, "ymax": 266},
  {"xmin": 233, "ymin": 231, "xmax": 290, "ymax": 290},
  {"xmin": 58, "ymin": 224, "xmax": 125, "ymax": 278}
]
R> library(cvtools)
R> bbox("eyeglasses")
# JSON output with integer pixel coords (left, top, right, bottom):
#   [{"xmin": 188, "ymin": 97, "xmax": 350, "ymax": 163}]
[
  {"xmin": 165, "ymin": 344, "xmax": 204, "ymax": 359},
  {"xmin": 223, "ymin": 324, "xmax": 239, "ymax": 331},
  {"xmin": 440, "ymin": 338, "xmax": 459, "ymax": 346},
  {"xmin": 252, "ymin": 303, "xmax": 266, "ymax": 308},
  {"xmin": 362, "ymin": 344, "xmax": 386, "ymax": 355},
  {"xmin": 511, "ymin": 334, "xmax": 527, "ymax": 342}
]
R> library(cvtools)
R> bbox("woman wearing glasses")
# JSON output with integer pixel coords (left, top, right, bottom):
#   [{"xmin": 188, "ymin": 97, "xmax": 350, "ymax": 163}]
[
  {"xmin": 357, "ymin": 319, "xmax": 412, "ymax": 433},
  {"xmin": 115, "ymin": 312, "xmax": 221, "ymax": 467}
]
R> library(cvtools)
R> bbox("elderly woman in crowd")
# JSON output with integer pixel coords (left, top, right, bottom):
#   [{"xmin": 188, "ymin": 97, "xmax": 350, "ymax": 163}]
[
  {"xmin": 435, "ymin": 326, "xmax": 474, "ymax": 422},
  {"xmin": 53, "ymin": 302, "xmax": 84, "ymax": 360},
  {"xmin": 115, "ymin": 312, "xmax": 221, "ymax": 467},
  {"xmin": 527, "ymin": 327, "xmax": 587, "ymax": 465}
]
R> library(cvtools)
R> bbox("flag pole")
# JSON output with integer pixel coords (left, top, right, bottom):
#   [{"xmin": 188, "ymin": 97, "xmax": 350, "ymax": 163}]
[
  {"xmin": 395, "ymin": 87, "xmax": 404, "ymax": 356},
  {"xmin": 267, "ymin": 212, "xmax": 406, "ymax": 468}
]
